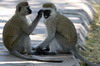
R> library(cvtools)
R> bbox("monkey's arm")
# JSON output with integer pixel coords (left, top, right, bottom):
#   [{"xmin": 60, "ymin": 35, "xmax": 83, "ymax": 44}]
[
  {"xmin": 28, "ymin": 12, "xmax": 42, "ymax": 34},
  {"xmin": 36, "ymin": 21, "xmax": 56, "ymax": 51},
  {"xmin": 21, "ymin": 10, "xmax": 43, "ymax": 35}
]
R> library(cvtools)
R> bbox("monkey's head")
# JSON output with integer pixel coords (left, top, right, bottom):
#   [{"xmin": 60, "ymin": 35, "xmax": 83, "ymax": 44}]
[
  {"xmin": 42, "ymin": 3, "xmax": 57, "ymax": 19},
  {"xmin": 16, "ymin": 2, "xmax": 32, "ymax": 16}
]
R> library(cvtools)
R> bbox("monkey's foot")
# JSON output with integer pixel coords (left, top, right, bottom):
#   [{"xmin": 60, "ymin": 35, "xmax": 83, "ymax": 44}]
[
  {"xmin": 41, "ymin": 51, "xmax": 56, "ymax": 55},
  {"xmin": 27, "ymin": 52, "xmax": 35, "ymax": 55},
  {"xmin": 43, "ymin": 48, "xmax": 50, "ymax": 51},
  {"xmin": 66, "ymin": 52, "xmax": 72, "ymax": 54},
  {"xmin": 33, "ymin": 47, "xmax": 55, "ymax": 55},
  {"xmin": 27, "ymin": 50, "xmax": 39, "ymax": 55},
  {"xmin": 33, "ymin": 50, "xmax": 56, "ymax": 55}
]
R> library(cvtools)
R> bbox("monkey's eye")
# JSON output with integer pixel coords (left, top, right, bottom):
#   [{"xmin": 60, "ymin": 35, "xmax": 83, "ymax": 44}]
[{"xmin": 43, "ymin": 10, "xmax": 51, "ymax": 13}]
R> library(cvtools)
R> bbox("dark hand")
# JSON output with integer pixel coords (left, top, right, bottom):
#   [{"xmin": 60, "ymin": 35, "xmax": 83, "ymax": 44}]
[
  {"xmin": 36, "ymin": 47, "xmax": 44, "ymax": 55},
  {"xmin": 38, "ymin": 9, "xmax": 43, "ymax": 18},
  {"xmin": 36, "ymin": 47, "xmax": 56, "ymax": 55}
]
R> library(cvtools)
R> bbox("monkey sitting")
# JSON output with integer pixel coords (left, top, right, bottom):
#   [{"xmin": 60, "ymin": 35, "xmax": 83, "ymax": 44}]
[
  {"xmin": 3, "ymin": 1, "xmax": 43, "ymax": 60},
  {"xmin": 3, "ymin": 1, "xmax": 62, "ymax": 62},
  {"xmin": 35, "ymin": 2, "xmax": 100, "ymax": 66}
]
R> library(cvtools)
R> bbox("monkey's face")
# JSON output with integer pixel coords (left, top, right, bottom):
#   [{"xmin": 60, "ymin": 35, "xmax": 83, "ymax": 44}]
[
  {"xmin": 43, "ymin": 10, "xmax": 51, "ymax": 19},
  {"xmin": 19, "ymin": 6, "xmax": 32, "ymax": 15},
  {"xmin": 26, "ymin": 6, "xmax": 32, "ymax": 14},
  {"xmin": 42, "ymin": 8, "xmax": 57, "ymax": 19}
]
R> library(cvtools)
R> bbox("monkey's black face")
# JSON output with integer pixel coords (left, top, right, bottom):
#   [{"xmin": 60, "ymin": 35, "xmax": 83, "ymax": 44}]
[
  {"xmin": 43, "ymin": 10, "xmax": 51, "ymax": 19},
  {"xmin": 27, "ymin": 6, "xmax": 32, "ymax": 14}
]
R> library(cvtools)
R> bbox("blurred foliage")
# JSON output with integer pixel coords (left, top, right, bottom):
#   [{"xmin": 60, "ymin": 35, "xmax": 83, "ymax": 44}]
[{"xmin": 80, "ymin": 4, "xmax": 100, "ymax": 66}]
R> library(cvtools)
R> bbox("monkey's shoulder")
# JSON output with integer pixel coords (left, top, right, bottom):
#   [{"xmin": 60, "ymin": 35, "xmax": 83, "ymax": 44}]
[{"xmin": 57, "ymin": 13, "xmax": 71, "ymax": 22}]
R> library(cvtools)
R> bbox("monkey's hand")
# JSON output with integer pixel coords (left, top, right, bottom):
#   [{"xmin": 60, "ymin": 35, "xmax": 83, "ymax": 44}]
[
  {"xmin": 35, "ymin": 47, "xmax": 44, "ymax": 55},
  {"xmin": 37, "ymin": 9, "xmax": 43, "ymax": 18},
  {"xmin": 35, "ymin": 47, "xmax": 56, "ymax": 55}
]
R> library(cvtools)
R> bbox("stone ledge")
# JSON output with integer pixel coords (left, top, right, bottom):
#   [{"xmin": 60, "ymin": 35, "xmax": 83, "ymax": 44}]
[{"xmin": 0, "ymin": 53, "xmax": 80, "ymax": 66}]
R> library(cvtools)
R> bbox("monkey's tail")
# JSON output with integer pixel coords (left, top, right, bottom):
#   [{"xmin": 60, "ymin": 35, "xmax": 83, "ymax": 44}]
[
  {"xmin": 11, "ymin": 51, "xmax": 62, "ymax": 62},
  {"xmin": 71, "ymin": 47, "xmax": 100, "ymax": 66},
  {"xmin": 11, "ymin": 51, "xmax": 36, "ymax": 60}
]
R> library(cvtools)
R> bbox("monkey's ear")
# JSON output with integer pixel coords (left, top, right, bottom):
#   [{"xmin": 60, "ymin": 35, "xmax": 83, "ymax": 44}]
[{"xmin": 18, "ymin": 6, "xmax": 21, "ymax": 12}]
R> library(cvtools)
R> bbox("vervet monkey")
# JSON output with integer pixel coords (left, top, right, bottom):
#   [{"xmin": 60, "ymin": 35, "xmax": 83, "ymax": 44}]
[
  {"xmin": 36, "ymin": 2, "xmax": 100, "ymax": 66},
  {"xmin": 3, "ymin": 1, "xmax": 41, "ymax": 60},
  {"xmin": 3, "ymin": 2, "xmax": 61, "ymax": 62}
]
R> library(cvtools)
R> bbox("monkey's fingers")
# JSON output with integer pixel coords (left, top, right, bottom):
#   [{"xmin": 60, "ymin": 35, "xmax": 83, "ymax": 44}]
[
  {"xmin": 38, "ymin": 9, "xmax": 44, "ymax": 13},
  {"xmin": 38, "ymin": 9, "xmax": 43, "ymax": 17}
]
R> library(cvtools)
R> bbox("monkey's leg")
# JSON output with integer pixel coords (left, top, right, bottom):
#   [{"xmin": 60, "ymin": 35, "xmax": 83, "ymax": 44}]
[
  {"xmin": 49, "ymin": 38, "xmax": 64, "ymax": 54},
  {"xmin": 54, "ymin": 33, "xmax": 72, "ymax": 54},
  {"xmin": 12, "ymin": 35, "xmax": 27, "ymax": 52},
  {"xmin": 33, "ymin": 39, "xmax": 56, "ymax": 55},
  {"xmin": 24, "ymin": 35, "xmax": 35, "ymax": 55}
]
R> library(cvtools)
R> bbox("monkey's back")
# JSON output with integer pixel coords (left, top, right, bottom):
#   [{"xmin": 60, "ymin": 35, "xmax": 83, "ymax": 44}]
[
  {"xmin": 3, "ymin": 15, "xmax": 23, "ymax": 50},
  {"xmin": 56, "ymin": 13, "xmax": 77, "ymax": 45}
]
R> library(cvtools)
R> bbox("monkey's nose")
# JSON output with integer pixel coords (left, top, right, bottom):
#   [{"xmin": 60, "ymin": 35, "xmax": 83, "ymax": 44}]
[{"xmin": 45, "ymin": 16, "xmax": 48, "ymax": 18}]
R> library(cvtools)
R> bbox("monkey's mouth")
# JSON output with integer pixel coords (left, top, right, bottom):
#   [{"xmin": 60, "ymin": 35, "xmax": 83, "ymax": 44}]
[
  {"xmin": 44, "ymin": 15, "xmax": 50, "ymax": 19},
  {"xmin": 44, "ymin": 15, "xmax": 48, "ymax": 18}
]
